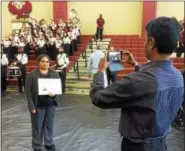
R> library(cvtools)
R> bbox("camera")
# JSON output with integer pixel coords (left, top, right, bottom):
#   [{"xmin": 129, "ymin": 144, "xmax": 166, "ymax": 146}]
[{"xmin": 108, "ymin": 51, "xmax": 123, "ymax": 62}]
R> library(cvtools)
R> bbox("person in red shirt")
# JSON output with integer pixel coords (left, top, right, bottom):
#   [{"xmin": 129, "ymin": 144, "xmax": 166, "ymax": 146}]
[{"xmin": 96, "ymin": 14, "xmax": 105, "ymax": 41}]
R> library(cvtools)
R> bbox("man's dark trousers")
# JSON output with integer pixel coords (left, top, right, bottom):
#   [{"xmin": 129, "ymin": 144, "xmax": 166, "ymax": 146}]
[
  {"xmin": 121, "ymin": 137, "xmax": 167, "ymax": 151},
  {"xmin": 96, "ymin": 27, "xmax": 103, "ymax": 40}
]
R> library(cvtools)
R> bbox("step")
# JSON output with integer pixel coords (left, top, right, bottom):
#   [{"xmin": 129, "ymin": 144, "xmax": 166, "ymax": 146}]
[
  {"xmin": 91, "ymin": 41, "xmax": 110, "ymax": 45},
  {"xmin": 66, "ymin": 81, "xmax": 91, "ymax": 89},
  {"xmin": 67, "ymin": 72, "xmax": 89, "ymax": 76},
  {"xmin": 66, "ymin": 74, "xmax": 91, "ymax": 81},
  {"xmin": 7, "ymin": 86, "xmax": 19, "ymax": 92},
  {"xmin": 90, "ymin": 45, "xmax": 109, "ymax": 49},
  {"xmin": 90, "ymin": 38, "xmax": 111, "ymax": 42},
  {"xmin": 65, "ymin": 88, "xmax": 90, "ymax": 95}
]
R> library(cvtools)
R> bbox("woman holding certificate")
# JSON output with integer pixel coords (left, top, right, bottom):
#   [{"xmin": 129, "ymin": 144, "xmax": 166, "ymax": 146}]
[{"xmin": 25, "ymin": 54, "xmax": 61, "ymax": 151}]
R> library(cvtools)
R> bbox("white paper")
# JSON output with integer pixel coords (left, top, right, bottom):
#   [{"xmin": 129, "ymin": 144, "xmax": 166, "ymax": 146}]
[{"xmin": 38, "ymin": 78, "xmax": 62, "ymax": 95}]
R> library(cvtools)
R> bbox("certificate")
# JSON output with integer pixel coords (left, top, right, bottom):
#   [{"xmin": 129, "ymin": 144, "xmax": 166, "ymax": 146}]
[{"xmin": 38, "ymin": 78, "xmax": 62, "ymax": 95}]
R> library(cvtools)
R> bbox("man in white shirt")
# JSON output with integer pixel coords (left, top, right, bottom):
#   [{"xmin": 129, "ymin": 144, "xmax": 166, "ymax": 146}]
[
  {"xmin": 1, "ymin": 51, "xmax": 9, "ymax": 92},
  {"xmin": 13, "ymin": 45, "xmax": 28, "ymax": 92},
  {"xmin": 53, "ymin": 45, "xmax": 69, "ymax": 94},
  {"xmin": 2, "ymin": 37, "xmax": 11, "ymax": 60},
  {"xmin": 87, "ymin": 45, "xmax": 108, "ymax": 87}
]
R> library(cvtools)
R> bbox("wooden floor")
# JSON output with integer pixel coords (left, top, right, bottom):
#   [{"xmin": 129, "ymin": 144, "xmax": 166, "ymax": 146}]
[{"xmin": 1, "ymin": 92, "xmax": 184, "ymax": 151}]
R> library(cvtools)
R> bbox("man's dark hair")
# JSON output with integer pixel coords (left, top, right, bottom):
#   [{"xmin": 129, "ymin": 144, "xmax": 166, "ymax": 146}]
[
  {"xmin": 145, "ymin": 17, "xmax": 181, "ymax": 54},
  {"xmin": 37, "ymin": 54, "xmax": 51, "ymax": 63}
]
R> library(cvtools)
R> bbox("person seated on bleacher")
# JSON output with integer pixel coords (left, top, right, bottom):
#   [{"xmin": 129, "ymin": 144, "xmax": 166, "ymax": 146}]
[
  {"xmin": 106, "ymin": 46, "xmax": 124, "ymax": 85},
  {"xmin": 52, "ymin": 45, "xmax": 69, "ymax": 94},
  {"xmin": 11, "ymin": 44, "xmax": 28, "ymax": 92},
  {"xmin": 1, "ymin": 50, "xmax": 9, "ymax": 93}
]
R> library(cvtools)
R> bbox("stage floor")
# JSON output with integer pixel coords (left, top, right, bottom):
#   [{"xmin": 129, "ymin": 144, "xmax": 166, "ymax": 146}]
[{"xmin": 2, "ymin": 92, "xmax": 184, "ymax": 151}]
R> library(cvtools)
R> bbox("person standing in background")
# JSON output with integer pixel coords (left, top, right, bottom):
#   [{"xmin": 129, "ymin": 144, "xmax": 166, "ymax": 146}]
[
  {"xmin": 1, "ymin": 51, "xmax": 9, "ymax": 93},
  {"xmin": 87, "ymin": 45, "xmax": 108, "ymax": 87},
  {"xmin": 62, "ymin": 32, "xmax": 72, "ymax": 56},
  {"xmin": 52, "ymin": 45, "xmax": 69, "ymax": 94},
  {"xmin": 12, "ymin": 45, "xmax": 28, "ymax": 92},
  {"xmin": 96, "ymin": 14, "xmax": 105, "ymax": 41}
]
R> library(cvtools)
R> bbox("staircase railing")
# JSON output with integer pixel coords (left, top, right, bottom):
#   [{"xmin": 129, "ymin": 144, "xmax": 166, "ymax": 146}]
[
  {"xmin": 73, "ymin": 59, "xmax": 80, "ymax": 80},
  {"xmin": 82, "ymin": 47, "xmax": 88, "ymax": 67}
]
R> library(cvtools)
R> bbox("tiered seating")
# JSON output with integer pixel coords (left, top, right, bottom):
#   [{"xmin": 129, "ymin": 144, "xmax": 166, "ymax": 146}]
[
  {"xmin": 7, "ymin": 35, "xmax": 93, "ymax": 86},
  {"xmin": 107, "ymin": 35, "xmax": 184, "ymax": 80}
]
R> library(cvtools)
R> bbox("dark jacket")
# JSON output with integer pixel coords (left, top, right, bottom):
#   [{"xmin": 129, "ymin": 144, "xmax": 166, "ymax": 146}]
[
  {"xmin": 25, "ymin": 68, "xmax": 60, "ymax": 110},
  {"xmin": 90, "ymin": 60, "xmax": 184, "ymax": 142}
]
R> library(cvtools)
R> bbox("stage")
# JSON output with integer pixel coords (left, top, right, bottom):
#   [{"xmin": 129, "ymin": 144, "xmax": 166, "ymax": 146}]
[{"xmin": 2, "ymin": 92, "xmax": 184, "ymax": 151}]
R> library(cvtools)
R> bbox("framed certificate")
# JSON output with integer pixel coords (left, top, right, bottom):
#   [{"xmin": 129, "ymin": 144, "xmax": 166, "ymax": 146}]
[{"xmin": 38, "ymin": 78, "xmax": 62, "ymax": 95}]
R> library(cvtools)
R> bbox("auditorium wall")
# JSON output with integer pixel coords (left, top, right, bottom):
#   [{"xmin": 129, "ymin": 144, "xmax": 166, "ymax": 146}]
[
  {"xmin": 68, "ymin": 2, "xmax": 143, "ymax": 36},
  {"xmin": 156, "ymin": 2, "xmax": 184, "ymax": 21},
  {"xmin": 2, "ymin": 2, "xmax": 53, "ymax": 39}
]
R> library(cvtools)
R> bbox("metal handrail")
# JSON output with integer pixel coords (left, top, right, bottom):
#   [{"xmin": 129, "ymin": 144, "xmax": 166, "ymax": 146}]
[{"xmin": 73, "ymin": 59, "xmax": 80, "ymax": 80}]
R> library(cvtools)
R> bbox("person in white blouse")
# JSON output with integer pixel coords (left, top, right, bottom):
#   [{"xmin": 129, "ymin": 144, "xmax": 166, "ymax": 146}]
[
  {"xmin": 1, "ymin": 51, "xmax": 9, "ymax": 92},
  {"xmin": 12, "ymin": 45, "xmax": 28, "ymax": 92},
  {"xmin": 47, "ymin": 33, "xmax": 56, "ymax": 60},
  {"xmin": 70, "ymin": 27, "xmax": 78, "ymax": 53},
  {"xmin": 76, "ymin": 23, "xmax": 81, "ymax": 43},
  {"xmin": 52, "ymin": 45, "xmax": 69, "ymax": 94},
  {"xmin": 55, "ymin": 35, "xmax": 63, "ymax": 49},
  {"xmin": 36, "ymin": 36, "xmax": 46, "ymax": 56},
  {"xmin": 62, "ymin": 32, "xmax": 72, "ymax": 56}
]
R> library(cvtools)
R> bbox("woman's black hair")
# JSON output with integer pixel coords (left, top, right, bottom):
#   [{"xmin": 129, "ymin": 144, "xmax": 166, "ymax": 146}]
[{"xmin": 37, "ymin": 54, "xmax": 51, "ymax": 63}]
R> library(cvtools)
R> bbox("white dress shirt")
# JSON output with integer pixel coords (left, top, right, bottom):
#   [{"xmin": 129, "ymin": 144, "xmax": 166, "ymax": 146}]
[
  {"xmin": 3, "ymin": 40, "xmax": 11, "ymax": 47},
  {"xmin": 1, "ymin": 54, "xmax": 9, "ymax": 66},
  {"xmin": 55, "ymin": 40, "xmax": 63, "ymax": 49},
  {"xmin": 57, "ymin": 53, "xmax": 69, "ymax": 69},
  {"xmin": 63, "ymin": 37, "xmax": 71, "ymax": 44},
  {"xmin": 49, "ymin": 37, "xmax": 56, "ymax": 45},
  {"xmin": 16, "ymin": 53, "xmax": 28, "ymax": 65},
  {"xmin": 37, "ymin": 39, "xmax": 46, "ymax": 48},
  {"xmin": 71, "ymin": 29, "xmax": 77, "ymax": 40}
]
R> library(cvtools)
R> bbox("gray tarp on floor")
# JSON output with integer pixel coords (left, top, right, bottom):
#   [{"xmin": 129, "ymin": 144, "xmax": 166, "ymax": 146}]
[{"xmin": 2, "ymin": 92, "xmax": 184, "ymax": 151}]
